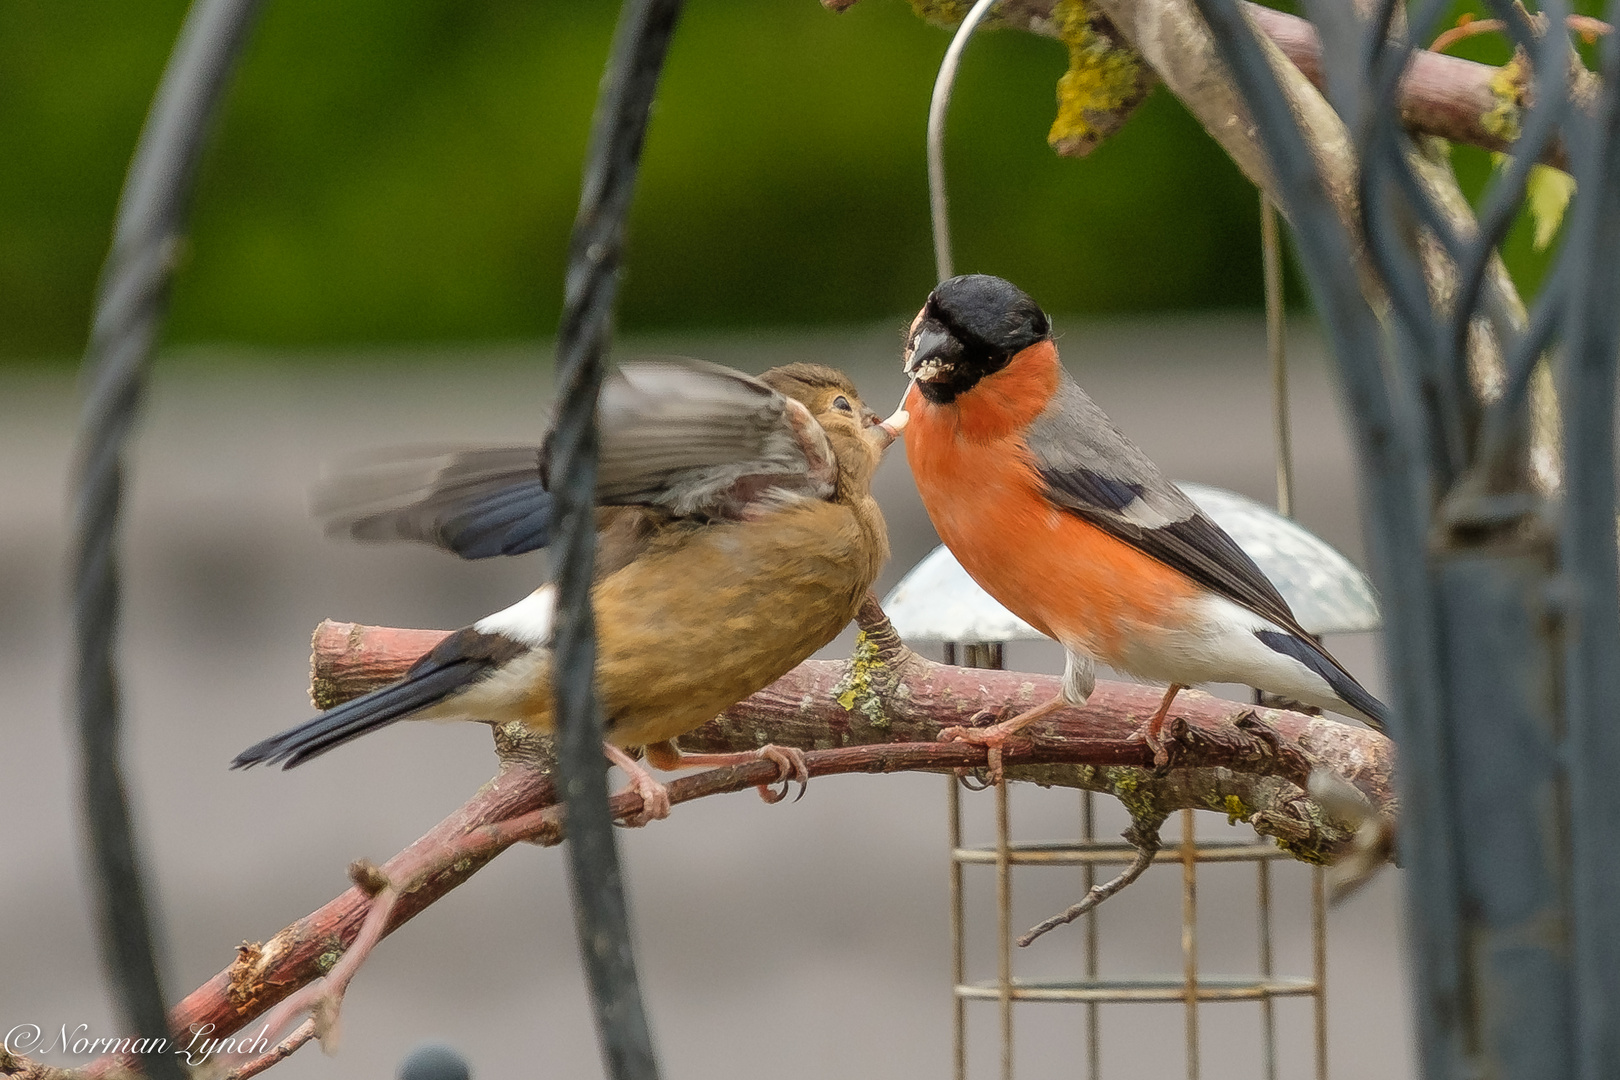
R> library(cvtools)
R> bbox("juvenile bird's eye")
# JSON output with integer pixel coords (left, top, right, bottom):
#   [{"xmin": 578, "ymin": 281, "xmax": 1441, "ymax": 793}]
[{"xmin": 833, "ymin": 395, "xmax": 853, "ymax": 413}]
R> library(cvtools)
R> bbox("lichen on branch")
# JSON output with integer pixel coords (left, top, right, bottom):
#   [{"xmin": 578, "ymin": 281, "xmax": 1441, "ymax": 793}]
[
  {"xmin": 1048, "ymin": 0, "xmax": 1155, "ymax": 156},
  {"xmin": 848, "ymin": 0, "xmax": 1580, "ymax": 163}
]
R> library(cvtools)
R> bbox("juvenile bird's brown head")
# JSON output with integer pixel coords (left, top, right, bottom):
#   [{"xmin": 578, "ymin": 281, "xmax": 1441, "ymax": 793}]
[{"xmin": 761, "ymin": 363, "xmax": 893, "ymax": 499}]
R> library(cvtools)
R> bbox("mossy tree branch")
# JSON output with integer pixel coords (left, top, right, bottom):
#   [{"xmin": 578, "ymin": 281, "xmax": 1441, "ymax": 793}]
[
  {"xmin": 311, "ymin": 603, "xmax": 1395, "ymax": 857},
  {"xmin": 65, "ymin": 600, "xmax": 1390, "ymax": 1079}
]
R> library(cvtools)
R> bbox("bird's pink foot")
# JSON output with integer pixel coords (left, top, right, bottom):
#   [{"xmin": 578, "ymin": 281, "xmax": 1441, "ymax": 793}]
[
  {"xmin": 938, "ymin": 719, "xmax": 1032, "ymax": 786},
  {"xmin": 753, "ymin": 744, "xmax": 810, "ymax": 804},
  {"xmin": 1142, "ymin": 727, "xmax": 1169, "ymax": 770},
  {"xmin": 618, "ymin": 769, "xmax": 672, "ymax": 827},
  {"xmin": 938, "ymin": 698, "xmax": 1063, "ymax": 784},
  {"xmin": 1132, "ymin": 684, "xmax": 1186, "ymax": 769},
  {"xmin": 605, "ymin": 743, "xmax": 673, "ymax": 827},
  {"xmin": 643, "ymin": 742, "xmax": 811, "ymax": 805}
]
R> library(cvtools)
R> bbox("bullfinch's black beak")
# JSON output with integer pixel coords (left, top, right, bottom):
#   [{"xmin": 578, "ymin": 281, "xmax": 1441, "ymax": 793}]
[{"xmin": 905, "ymin": 319, "xmax": 964, "ymax": 384}]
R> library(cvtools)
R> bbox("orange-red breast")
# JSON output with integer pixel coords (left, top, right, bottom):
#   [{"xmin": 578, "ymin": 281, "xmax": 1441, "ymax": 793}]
[
  {"xmin": 899, "ymin": 274, "xmax": 1387, "ymax": 769},
  {"xmin": 234, "ymin": 361, "xmax": 900, "ymax": 824}
]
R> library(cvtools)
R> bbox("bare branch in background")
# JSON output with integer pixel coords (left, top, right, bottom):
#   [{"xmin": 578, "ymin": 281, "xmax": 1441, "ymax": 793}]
[
  {"xmin": 1064, "ymin": 0, "xmax": 1561, "ymax": 485},
  {"xmin": 1017, "ymin": 821, "xmax": 1163, "ymax": 945},
  {"xmin": 849, "ymin": 0, "xmax": 1574, "ymax": 163},
  {"xmin": 219, "ymin": 1021, "xmax": 315, "ymax": 1080}
]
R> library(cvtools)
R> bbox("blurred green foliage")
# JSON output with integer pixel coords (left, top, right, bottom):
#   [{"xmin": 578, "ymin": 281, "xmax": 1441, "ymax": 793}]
[{"xmin": 2, "ymin": 0, "xmax": 1278, "ymax": 361}]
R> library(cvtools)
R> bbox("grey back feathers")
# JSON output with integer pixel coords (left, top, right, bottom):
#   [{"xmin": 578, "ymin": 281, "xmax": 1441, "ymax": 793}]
[
  {"xmin": 1028, "ymin": 379, "xmax": 1201, "ymax": 530},
  {"xmin": 314, "ymin": 359, "xmax": 836, "ymax": 559},
  {"xmin": 1027, "ymin": 372, "xmax": 1302, "ymax": 636},
  {"xmin": 1027, "ymin": 368, "xmax": 1385, "ymax": 729}
]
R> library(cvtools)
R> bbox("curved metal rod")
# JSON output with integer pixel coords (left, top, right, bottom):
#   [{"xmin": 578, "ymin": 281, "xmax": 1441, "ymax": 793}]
[
  {"xmin": 1442, "ymin": 0, "xmax": 1572, "ymax": 399},
  {"xmin": 1187, "ymin": 1, "xmax": 1465, "ymax": 1074},
  {"xmin": 1357, "ymin": 0, "xmax": 1456, "ymax": 264},
  {"xmin": 547, "ymin": 0, "xmax": 682, "ymax": 1077},
  {"xmin": 1354, "ymin": 0, "xmax": 1475, "ymax": 479},
  {"xmin": 1360, "ymin": 159, "xmax": 1465, "ymax": 479},
  {"xmin": 1556, "ymin": 29, "xmax": 1620, "ymax": 1072},
  {"xmin": 69, "ymin": 2, "xmax": 264, "ymax": 1078},
  {"xmin": 927, "ymin": 0, "xmax": 1001, "ymax": 282},
  {"xmin": 1356, "ymin": 0, "xmax": 1450, "ymax": 342},
  {"xmin": 1360, "ymin": 149, "xmax": 1444, "ymax": 357},
  {"xmin": 1472, "ymin": 249, "xmax": 1567, "ymax": 476}
]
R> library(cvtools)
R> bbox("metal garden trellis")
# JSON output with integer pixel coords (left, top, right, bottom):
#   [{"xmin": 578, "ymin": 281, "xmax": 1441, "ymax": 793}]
[
  {"xmin": 70, "ymin": 4, "xmax": 267, "ymax": 1079},
  {"xmin": 68, "ymin": 0, "xmax": 682, "ymax": 1077},
  {"xmin": 1186, "ymin": 0, "xmax": 1620, "ymax": 1076}
]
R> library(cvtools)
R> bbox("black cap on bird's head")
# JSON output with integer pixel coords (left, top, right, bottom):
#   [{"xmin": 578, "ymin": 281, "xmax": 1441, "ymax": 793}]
[{"xmin": 904, "ymin": 274, "xmax": 1052, "ymax": 404}]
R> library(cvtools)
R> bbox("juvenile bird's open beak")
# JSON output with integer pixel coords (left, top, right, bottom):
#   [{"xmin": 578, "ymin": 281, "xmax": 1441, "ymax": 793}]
[
  {"xmin": 872, "ymin": 405, "xmax": 909, "ymax": 449},
  {"xmin": 904, "ymin": 320, "xmax": 963, "ymax": 384}
]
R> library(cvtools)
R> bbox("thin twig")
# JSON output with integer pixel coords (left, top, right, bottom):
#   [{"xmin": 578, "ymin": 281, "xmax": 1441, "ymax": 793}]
[
  {"xmin": 1017, "ymin": 825, "xmax": 1164, "ymax": 946},
  {"xmin": 220, "ymin": 1020, "xmax": 316, "ymax": 1080},
  {"xmin": 1429, "ymin": 18, "xmax": 1508, "ymax": 54},
  {"xmin": 226, "ymin": 865, "xmax": 399, "ymax": 1062},
  {"xmin": 1431, "ymin": 13, "xmax": 1611, "ymax": 54}
]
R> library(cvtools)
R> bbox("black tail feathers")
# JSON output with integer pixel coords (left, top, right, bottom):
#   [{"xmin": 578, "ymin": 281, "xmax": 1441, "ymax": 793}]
[
  {"xmin": 231, "ymin": 663, "xmax": 477, "ymax": 769},
  {"xmin": 1254, "ymin": 629, "xmax": 1389, "ymax": 734}
]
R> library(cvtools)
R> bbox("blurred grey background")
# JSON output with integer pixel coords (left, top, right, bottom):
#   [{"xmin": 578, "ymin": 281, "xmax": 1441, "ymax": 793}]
[{"xmin": 1, "ymin": 318, "xmax": 1414, "ymax": 1078}]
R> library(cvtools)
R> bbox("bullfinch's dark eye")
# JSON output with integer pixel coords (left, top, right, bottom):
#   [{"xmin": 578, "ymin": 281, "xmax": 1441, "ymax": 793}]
[{"xmin": 833, "ymin": 395, "xmax": 854, "ymax": 413}]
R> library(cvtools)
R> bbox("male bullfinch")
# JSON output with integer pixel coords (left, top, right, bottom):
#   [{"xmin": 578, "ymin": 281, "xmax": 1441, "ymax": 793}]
[
  {"xmin": 234, "ymin": 361, "xmax": 902, "ymax": 825},
  {"xmin": 898, "ymin": 274, "xmax": 1387, "ymax": 771}
]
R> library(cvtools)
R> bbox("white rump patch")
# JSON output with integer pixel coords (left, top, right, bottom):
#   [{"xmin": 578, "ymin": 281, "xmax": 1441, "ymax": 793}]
[{"xmin": 475, "ymin": 584, "xmax": 557, "ymax": 647}]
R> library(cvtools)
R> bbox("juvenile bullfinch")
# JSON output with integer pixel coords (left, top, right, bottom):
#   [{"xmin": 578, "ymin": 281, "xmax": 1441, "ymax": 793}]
[
  {"xmin": 898, "ymin": 274, "xmax": 1387, "ymax": 770},
  {"xmin": 233, "ymin": 361, "xmax": 901, "ymax": 824}
]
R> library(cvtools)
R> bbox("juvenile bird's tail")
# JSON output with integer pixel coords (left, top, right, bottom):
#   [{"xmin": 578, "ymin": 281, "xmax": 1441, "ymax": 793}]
[{"xmin": 232, "ymin": 663, "xmax": 477, "ymax": 770}]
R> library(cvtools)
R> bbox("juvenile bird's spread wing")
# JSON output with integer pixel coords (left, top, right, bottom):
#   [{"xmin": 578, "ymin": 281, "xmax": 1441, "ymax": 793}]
[
  {"xmin": 315, "ymin": 359, "xmax": 835, "ymax": 559},
  {"xmin": 313, "ymin": 446, "xmax": 552, "ymax": 559},
  {"xmin": 567, "ymin": 359, "xmax": 836, "ymax": 517},
  {"xmin": 1026, "ymin": 378, "xmax": 1305, "ymax": 638}
]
